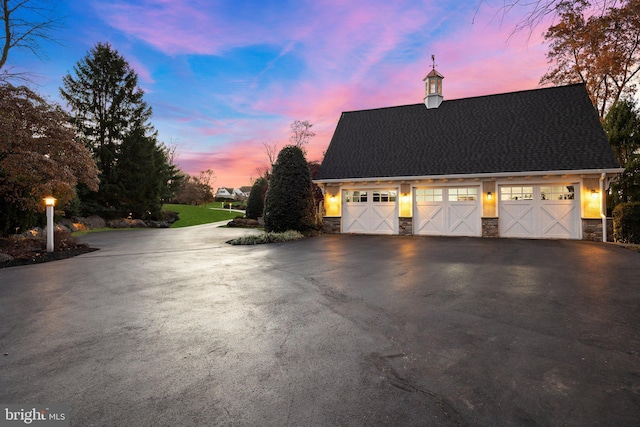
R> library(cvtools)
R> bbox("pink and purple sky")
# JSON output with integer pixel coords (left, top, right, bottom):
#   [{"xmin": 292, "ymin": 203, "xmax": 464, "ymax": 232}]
[{"xmin": 13, "ymin": 0, "xmax": 556, "ymax": 188}]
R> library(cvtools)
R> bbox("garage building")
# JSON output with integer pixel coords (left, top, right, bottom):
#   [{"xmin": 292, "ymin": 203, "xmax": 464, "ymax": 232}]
[{"xmin": 315, "ymin": 70, "xmax": 622, "ymax": 241}]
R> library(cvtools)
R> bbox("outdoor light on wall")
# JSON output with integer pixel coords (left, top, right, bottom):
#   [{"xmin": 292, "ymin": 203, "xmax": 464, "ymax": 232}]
[
  {"xmin": 329, "ymin": 195, "xmax": 337, "ymax": 203},
  {"xmin": 591, "ymin": 189, "xmax": 599, "ymax": 200},
  {"xmin": 487, "ymin": 191, "xmax": 493, "ymax": 201},
  {"xmin": 401, "ymin": 194, "xmax": 410, "ymax": 203},
  {"xmin": 43, "ymin": 196, "xmax": 56, "ymax": 252}
]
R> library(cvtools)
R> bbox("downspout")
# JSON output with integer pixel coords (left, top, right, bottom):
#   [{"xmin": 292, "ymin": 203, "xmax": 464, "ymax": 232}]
[{"xmin": 600, "ymin": 173, "xmax": 607, "ymax": 243}]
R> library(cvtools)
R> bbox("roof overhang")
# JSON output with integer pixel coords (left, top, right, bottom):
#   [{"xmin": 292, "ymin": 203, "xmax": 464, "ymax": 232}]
[{"xmin": 314, "ymin": 168, "xmax": 624, "ymax": 185}]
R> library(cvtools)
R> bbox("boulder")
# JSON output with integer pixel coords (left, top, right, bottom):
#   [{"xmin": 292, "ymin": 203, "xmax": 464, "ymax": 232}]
[
  {"xmin": 54, "ymin": 224, "xmax": 71, "ymax": 233},
  {"xmin": 147, "ymin": 220, "xmax": 170, "ymax": 228},
  {"xmin": 0, "ymin": 253, "xmax": 14, "ymax": 263},
  {"xmin": 79, "ymin": 215, "xmax": 106, "ymax": 229},
  {"xmin": 58, "ymin": 218, "xmax": 75, "ymax": 231},
  {"xmin": 108, "ymin": 219, "xmax": 131, "ymax": 228},
  {"xmin": 108, "ymin": 218, "xmax": 147, "ymax": 228},
  {"xmin": 129, "ymin": 219, "xmax": 147, "ymax": 228},
  {"xmin": 21, "ymin": 228, "xmax": 41, "ymax": 238}
]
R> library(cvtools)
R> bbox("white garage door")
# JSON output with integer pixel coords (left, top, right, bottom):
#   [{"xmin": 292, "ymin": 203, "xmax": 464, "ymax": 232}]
[
  {"xmin": 342, "ymin": 189, "xmax": 398, "ymax": 234},
  {"xmin": 414, "ymin": 187, "xmax": 481, "ymax": 236},
  {"xmin": 499, "ymin": 184, "xmax": 580, "ymax": 239}
]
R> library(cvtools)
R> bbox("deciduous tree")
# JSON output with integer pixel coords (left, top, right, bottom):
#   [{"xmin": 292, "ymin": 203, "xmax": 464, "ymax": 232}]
[
  {"xmin": 289, "ymin": 120, "xmax": 315, "ymax": 150},
  {"xmin": 477, "ymin": 0, "xmax": 615, "ymax": 34},
  {"xmin": 171, "ymin": 170, "xmax": 215, "ymax": 206},
  {"xmin": 1, "ymin": 0, "xmax": 61, "ymax": 82},
  {"xmin": 0, "ymin": 84, "xmax": 99, "ymax": 234},
  {"xmin": 540, "ymin": 0, "xmax": 640, "ymax": 118}
]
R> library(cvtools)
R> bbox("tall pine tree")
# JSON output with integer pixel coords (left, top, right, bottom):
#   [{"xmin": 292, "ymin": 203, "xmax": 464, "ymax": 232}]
[{"xmin": 60, "ymin": 42, "xmax": 176, "ymax": 218}]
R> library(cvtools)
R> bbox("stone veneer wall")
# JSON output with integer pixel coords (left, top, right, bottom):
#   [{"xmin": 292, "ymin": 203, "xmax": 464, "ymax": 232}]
[
  {"xmin": 482, "ymin": 217, "xmax": 499, "ymax": 238},
  {"xmin": 322, "ymin": 217, "xmax": 341, "ymax": 234},
  {"xmin": 399, "ymin": 217, "xmax": 413, "ymax": 235},
  {"xmin": 582, "ymin": 218, "xmax": 614, "ymax": 242}
]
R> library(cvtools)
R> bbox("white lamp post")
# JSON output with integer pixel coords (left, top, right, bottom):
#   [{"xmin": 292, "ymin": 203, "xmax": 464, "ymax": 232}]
[{"xmin": 44, "ymin": 197, "xmax": 56, "ymax": 253}]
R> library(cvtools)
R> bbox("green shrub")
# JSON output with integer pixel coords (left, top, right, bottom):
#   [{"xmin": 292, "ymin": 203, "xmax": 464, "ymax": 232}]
[
  {"xmin": 613, "ymin": 202, "xmax": 640, "ymax": 243},
  {"xmin": 263, "ymin": 146, "xmax": 315, "ymax": 233},
  {"xmin": 246, "ymin": 177, "xmax": 268, "ymax": 219},
  {"xmin": 227, "ymin": 230, "xmax": 304, "ymax": 245}
]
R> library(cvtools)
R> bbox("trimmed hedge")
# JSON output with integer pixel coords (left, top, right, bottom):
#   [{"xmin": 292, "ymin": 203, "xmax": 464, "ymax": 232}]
[
  {"xmin": 226, "ymin": 230, "xmax": 304, "ymax": 245},
  {"xmin": 263, "ymin": 146, "xmax": 316, "ymax": 233},
  {"xmin": 613, "ymin": 202, "xmax": 640, "ymax": 244}
]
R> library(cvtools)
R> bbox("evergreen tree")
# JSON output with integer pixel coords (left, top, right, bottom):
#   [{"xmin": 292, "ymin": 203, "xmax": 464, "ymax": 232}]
[
  {"xmin": 246, "ymin": 177, "xmax": 268, "ymax": 219},
  {"xmin": 115, "ymin": 128, "xmax": 177, "ymax": 219},
  {"xmin": 603, "ymin": 99, "xmax": 640, "ymax": 204},
  {"xmin": 264, "ymin": 145, "xmax": 315, "ymax": 233},
  {"xmin": 60, "ymin": 42, "xmax": 175, "ymax": 217}
]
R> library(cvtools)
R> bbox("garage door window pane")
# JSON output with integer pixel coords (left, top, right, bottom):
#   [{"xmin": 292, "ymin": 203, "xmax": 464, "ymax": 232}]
[
  {"xmin": 372, "ymin": 190, "xmax": 397, "ymax": 203},
  {"xmin": 345, "ymin": 191, "xmax": 368, "ymax": 203},
  {"xmin": 540, "ymin": 186, "xmax": 574, "ymax": 200},
  {"xmin": 448, "ymin": 187, "xmax": 478, "ymax": 201},
  {"xmin": 500, "ymin": 186, "xmax": 533, "ymax": 201},
  {"xmin": 415, "ymin": 188, "xmax": 443, "ymax": 202}
]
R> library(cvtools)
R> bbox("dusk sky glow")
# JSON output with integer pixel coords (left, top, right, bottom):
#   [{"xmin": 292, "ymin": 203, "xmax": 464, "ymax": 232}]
[{"xmin": 14, "ymin": 0, "xmax": 556, "ymax": 188}]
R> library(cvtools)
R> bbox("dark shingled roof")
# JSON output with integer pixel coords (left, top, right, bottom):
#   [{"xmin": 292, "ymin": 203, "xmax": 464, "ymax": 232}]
[{"xmin": 316, "ymin": 84, "xmax": 620, "ymax": 181}]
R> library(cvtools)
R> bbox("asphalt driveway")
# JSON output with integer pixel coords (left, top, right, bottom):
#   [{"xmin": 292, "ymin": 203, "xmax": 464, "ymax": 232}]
[{"xmin": 1, "ymin": 224, "xmax": 639, "ymax": 426}]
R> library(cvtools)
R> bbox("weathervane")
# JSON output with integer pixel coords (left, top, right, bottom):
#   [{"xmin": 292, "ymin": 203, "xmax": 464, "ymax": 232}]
[{"xmin": 431, "ymin": 54, "xmax": 437, "ymax": 70}]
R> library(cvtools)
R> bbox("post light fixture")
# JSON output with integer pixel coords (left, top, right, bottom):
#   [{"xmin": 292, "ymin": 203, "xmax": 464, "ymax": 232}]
[
  {"xmin": 591, "ymin": 189, "xmax": 599, "ymax": 200},
  {"xmin": 43, "ymin": 196, "xmax": 56, "ymax": 252},
  {"xmin": 487, "ymin": 191, "xmax": 493, "ymax": 201}
]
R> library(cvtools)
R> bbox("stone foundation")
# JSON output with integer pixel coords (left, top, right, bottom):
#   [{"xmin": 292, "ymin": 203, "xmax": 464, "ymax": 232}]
[
  {"xmin": 322, "ymin": 217, "xmax": 341, "ymax": 234},
  {"xmin": 399, "ymin": 217, "xmax": 413, "ymax": 235},
  {"xmin": 582, "ymin": 218, "xmax": 614, "ymax": 242},
  {"xmin": 482, "ymin": 217, "xmax": 499, "ymax": 238}
]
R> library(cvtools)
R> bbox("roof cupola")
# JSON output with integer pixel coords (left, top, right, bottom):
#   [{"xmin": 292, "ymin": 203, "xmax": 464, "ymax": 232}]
[{"xmin": 423, "ymin": 54, "xmax": 443, "ymax": 109}]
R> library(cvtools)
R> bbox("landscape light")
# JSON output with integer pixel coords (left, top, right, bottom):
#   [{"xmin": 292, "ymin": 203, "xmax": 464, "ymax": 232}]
[{"xmin": 43, "ymin": 197, "xmax": 56, "ymax": 252}]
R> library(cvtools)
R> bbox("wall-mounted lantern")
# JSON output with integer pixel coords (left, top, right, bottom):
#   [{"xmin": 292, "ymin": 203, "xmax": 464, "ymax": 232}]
[
  {"xmin": 43, "ymin": 197, "xmax": 56, "ymax": 253},
  {"xmin": 487, "ymin": 191, "xmax": 493, "ymax": 201},
  {"xmin": 591, "ymin": 189, "xmax": 599, "ymax": 200}
]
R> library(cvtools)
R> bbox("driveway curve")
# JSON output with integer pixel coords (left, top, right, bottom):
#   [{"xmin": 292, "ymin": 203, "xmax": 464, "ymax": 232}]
[{"xmin": 1, "ymin": 224, "xmax": 639, "ymax": 426}]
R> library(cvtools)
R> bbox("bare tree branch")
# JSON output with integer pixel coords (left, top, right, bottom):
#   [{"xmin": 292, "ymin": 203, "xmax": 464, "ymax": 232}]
[
  {"xmin": 262, "ymin": 140, "xmax": 278, "ymax": 167},
  {"xmin": 475, "ymin": 0, "xmax": 619, "ymax": 36},
  {"xmin": 0, "ymin": 0, "xmax": 62, "ymax": 82}
]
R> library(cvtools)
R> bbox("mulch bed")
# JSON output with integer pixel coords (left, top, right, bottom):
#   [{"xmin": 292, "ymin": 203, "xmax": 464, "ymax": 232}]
[{"xmin": 0, "ymin": 235, "xmax": 99, "ymax": 269}]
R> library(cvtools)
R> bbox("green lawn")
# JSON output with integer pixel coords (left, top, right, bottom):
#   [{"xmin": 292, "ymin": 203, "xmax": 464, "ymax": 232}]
[{"xmin": 163, "ymin": 204, "xmax": 241, "ymax": 228}]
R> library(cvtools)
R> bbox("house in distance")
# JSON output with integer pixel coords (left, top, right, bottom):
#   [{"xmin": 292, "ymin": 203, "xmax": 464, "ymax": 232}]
[{"xmin": 315, "ymin": 65, "xmax": 622, "ymax": 241}]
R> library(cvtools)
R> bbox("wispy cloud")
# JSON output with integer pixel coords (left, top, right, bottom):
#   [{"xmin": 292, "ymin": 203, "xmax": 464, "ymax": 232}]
[{"xmin": 88, "ymin": 0, "xmax": 553, "ymax": 187}]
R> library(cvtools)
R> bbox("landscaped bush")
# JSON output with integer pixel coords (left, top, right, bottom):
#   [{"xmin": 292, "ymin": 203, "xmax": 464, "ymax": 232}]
[
  {"xmin": 613, "ymin": 202, "xmax": 640, "ymax": 243},
  {"xmin": 246, "ymin": 177, "xmax": 268, "ymax": 219},
  {"xmin": 227, "ymin": 230, "xmax": 304, "ymax": 245},
  {"xmin": 263, "ymin": 146, "xmax": 316, "ymax": 233}
]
